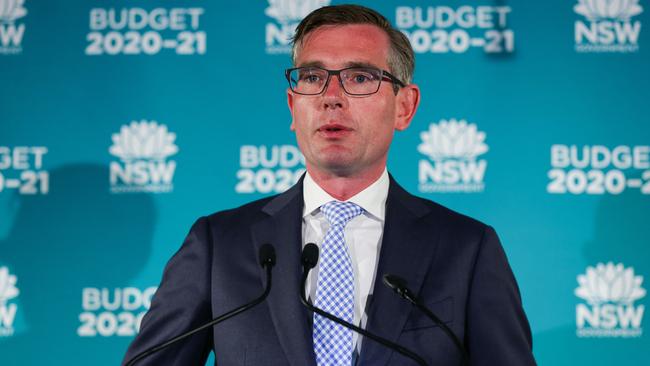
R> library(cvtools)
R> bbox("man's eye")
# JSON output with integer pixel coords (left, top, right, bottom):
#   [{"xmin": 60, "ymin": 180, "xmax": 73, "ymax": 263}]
[
  {"xmin": 349, "ymin": 73, "xmax": 374, "ymax": 84},
  {"xmin": 355, "ymin": 75, "xmax": 368, "ymax": 83},
  {"xmin": 300, "ymin": 74, "xmax": 322, "ymax": 83}
]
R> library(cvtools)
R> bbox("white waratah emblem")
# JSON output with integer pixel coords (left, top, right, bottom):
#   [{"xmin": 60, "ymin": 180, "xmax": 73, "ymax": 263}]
[
  {"xmin": 265, "ymin": 0, "xmax": 330, "ymax": 23},
  {"xmin": 574, "ymin": 0, "xmax": 643, "ymax": 21},
  {"xmin": 418, "ymin": 119, "xmax": 489, "ymax": 160},
  {"xmin": 109, "ymin": 121, "xmax": 178, "ymax": 161},
  {"xmin": 575, "ymin": 262, "xmax": 646, "ymax": 305},
  {"xmin": 0, "ymin": 0, "xmax": 28, "ymax": 23},
  {"xmin": 0, "ymin": 267, "xmax": 19, "ymax": 306}
]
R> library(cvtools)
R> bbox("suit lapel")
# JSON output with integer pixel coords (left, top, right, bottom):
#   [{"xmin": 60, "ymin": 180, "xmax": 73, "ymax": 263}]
[
  {"xmin": 251, "ymin": 180, "xmax": 317, "ymax": 366},
  {"xmin": 359, "ymin": 177, "xmax": 440, "ymax": 365}
]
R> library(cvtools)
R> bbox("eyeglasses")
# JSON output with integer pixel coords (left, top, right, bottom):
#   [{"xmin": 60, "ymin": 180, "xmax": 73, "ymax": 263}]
[{"xmin": 285, "ymin": 66, "xmax": 405, "ymax": 96}]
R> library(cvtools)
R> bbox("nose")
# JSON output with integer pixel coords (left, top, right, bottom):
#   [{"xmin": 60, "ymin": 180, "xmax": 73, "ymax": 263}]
[{"xmin": 321, "ymin": 74, "xmax": 346, "ymax": 110}]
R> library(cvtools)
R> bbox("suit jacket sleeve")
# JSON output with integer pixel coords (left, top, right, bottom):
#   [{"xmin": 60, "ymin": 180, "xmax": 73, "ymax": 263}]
[
  {"xmin": 466, "ymin": 226, "xmax": 536, "ymax": 365},
  {"xmin": 122, "ymin": 217, "xmax": 214, "ymax": 366}
]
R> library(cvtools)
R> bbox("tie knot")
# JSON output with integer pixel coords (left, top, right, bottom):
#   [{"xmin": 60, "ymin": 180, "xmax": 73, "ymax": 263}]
[{"xmin": 320, "ymin": 201, "xmax": 364, "ymax": 227}]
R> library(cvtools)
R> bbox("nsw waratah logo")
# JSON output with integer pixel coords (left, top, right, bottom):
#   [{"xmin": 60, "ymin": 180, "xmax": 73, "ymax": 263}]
[
  {"xmin": 574, "ymin": 0, "xmax": 643, "ymax": 52},
  {"xmin": 575, "ymin": 262, "xmax": 646, "ymax": 337},
  {"xmin": 264, "ymin": 0, "xmax": 330, "ymax": 54},
  {"xmin": 0, "ymin": 0, "xmax": 27, "ymax": 55},
  {"xmin": 0, "ymin": 266, "xmax": 19, "ymax": 337},
  {"xmin": 417, "ymin": 119, "xmax": 488, "ymax": 193},
  {"xmin": 0, "ymin": 0, "xmax": 26, "ymax": 22},
  {"xmin": 109, "ymin": 121, "xmax": 178, "ymax": 193},
  {"xmin": 575, "ymin": 0, "xmax": 643, "ymax": 20}
]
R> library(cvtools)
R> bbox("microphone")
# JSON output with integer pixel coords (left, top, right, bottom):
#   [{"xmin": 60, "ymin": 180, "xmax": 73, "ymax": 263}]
[
  {"xmin": 300, "ymin": 243, "xmax": 427, "ymax": 366},
  {"xmin": 383, "ymin": 274, "xmax": 469, "ymax": 365},
  {"xmin": 125, "ymin": 243, "xmax": 277, "ymax": 366}
]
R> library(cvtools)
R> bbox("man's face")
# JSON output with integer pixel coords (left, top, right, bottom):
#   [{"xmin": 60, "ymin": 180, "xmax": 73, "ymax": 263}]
[{"xmin": 288, "ymin": 24, "xmax": 418, "ymax": 178}]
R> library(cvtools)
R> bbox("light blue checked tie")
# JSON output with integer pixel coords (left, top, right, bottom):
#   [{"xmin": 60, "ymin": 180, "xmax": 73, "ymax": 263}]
[{"xmin": 313, "ymin": 201, "xmax": 364, "ymax": 366}]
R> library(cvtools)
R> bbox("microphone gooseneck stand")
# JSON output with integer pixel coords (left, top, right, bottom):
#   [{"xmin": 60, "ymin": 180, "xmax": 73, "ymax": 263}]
[
  {"xmin": 125, "ymin": 243, "xmax": 277, "ymax": 366},
  {"xmin": 383, "ymin": 274, "xmax": 469, "ymax": 366},
  {"xmin": 300, "ymin": 243, "xmax": 427, "ymax": 366}
]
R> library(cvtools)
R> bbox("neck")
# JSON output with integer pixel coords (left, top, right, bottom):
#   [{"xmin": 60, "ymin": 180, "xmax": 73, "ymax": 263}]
[{"xmin": 306, "ymin": 165, "xmax": 385, "ymax": 201}]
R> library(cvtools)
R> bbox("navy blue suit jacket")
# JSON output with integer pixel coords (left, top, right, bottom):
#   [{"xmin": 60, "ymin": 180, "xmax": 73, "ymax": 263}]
[{"xmin": 123, "ymin": 177, "xmax": 535, "ymax": 365}]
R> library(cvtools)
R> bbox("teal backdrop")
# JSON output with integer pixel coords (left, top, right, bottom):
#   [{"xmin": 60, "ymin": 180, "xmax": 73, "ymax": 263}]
[{"xmin": 1, "ymin": 0, "xmax": 649, "ymax": 365}]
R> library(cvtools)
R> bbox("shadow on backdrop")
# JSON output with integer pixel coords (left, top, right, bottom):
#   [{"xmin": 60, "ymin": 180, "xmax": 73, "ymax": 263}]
[
  {"xmin": 535, "ymin": 191, "xmax": 650, "ymax": 366},
  {"xmin": 0, "ymin": 164, "xmax": 156, "ymax": 365}
]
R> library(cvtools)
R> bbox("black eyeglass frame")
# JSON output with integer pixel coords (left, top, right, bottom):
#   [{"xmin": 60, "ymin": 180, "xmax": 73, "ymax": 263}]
[{"xmin": 285, "ymin": 66, "xmax": 406, "ymax": 96}]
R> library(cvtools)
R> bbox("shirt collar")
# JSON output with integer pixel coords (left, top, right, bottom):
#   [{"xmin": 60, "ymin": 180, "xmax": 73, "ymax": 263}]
[{"xmin": 302, "ymin": 168, "xmax": 389, "ymax": 221}]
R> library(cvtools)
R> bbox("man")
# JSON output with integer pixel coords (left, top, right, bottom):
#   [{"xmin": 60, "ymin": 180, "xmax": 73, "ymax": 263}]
[{"xmin": 123, "ymin": 5, "xmax": 535, "ymax": 366}]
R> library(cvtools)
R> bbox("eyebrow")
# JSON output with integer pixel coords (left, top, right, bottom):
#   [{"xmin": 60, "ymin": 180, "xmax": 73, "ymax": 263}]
[{"xmin": 297, "ymin": 60, "xmax": 382, "ymax": 69}]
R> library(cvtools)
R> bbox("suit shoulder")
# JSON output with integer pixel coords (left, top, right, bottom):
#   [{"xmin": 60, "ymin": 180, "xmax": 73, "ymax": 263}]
[
  {"xmin": 203, "ymin": 194, "xmax": 278, "ymax": 227},
  {"xmin": 191, "ymin": 179, "xmax": 303, "ymax": 237},
  {"xmin": 403, "ymin": 193, "xmax": 501, "ymax": 261},
  {"xmin": 408, "ymin": 191, "xmax": 491, "ymax": 236},
  {"xmin": 390, "ymin": 176, "xmax": 490, "ymax": 235}
]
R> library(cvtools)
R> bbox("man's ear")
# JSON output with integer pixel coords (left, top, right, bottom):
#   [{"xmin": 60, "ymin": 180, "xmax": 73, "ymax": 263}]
[
  {"xmin": 287, "ymin": 88, "xmax": 296, "ymax": 131},
  {"xmin": 394, "ymin": 84, "xmax": 420, "ymax": 131}
]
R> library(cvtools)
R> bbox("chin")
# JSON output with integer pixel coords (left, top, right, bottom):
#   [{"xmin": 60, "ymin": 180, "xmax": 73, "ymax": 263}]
[{"xmin": 319, "ymin": 160, "xmax": 360, "ymax": 176}]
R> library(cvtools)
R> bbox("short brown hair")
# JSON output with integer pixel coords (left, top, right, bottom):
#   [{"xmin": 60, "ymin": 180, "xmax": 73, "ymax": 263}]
[{"xmin": 291, "ymin": 4, "xmax": 415, "ymax": 85}]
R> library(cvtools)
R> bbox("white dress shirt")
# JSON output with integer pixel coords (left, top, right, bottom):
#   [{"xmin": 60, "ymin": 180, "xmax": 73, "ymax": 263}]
[{"xmin": 302, "ymin": 168, "xmax": 389, "ymax": 348}]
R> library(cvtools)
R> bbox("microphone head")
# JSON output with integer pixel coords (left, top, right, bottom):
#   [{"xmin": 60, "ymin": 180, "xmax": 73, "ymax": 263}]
[
  {"xmin": 259, "ymin": 243, "xmax": 276, "ymax": 268},
  {"xmin": 301, "ymin": 243, "xmax": 319, "ymax": 270},
  {"xmin": 382, "ymin": 274, "xmax": 409, "ymax": 296}
]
